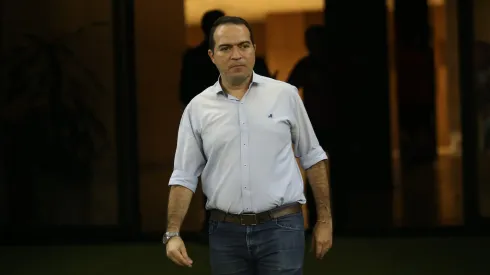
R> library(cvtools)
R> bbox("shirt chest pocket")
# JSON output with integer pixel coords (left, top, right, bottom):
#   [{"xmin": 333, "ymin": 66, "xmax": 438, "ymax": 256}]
[{"xmin": 201, "ymin": 114, "xmax": 240, "ymax": 155}]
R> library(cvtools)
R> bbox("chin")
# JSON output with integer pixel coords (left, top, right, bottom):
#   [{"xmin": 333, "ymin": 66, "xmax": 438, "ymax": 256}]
[
  {"xmin": 228, "ymin": 74, "xmax": 250, "ymax": 85},
  {"xmin": 230, "ymin": 74, "xmax": 246, "ymax": 80}
]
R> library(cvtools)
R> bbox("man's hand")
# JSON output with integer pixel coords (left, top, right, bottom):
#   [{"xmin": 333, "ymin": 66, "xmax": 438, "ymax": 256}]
[
  {"xmin": 305, "ymin": 160, "xmax": 332, "ymax": 259},
  {"xmin": 311, "ymin": 220, "xmax": 333, "ymax": 260},
  {"xmin": 166, "ymin": 237, "xmax": 193, "ymax": 267}
]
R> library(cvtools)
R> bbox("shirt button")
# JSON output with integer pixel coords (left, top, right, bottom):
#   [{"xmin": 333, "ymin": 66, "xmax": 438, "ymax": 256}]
[{"xmin": 244, "ymin": 164, "xmax": 247, "ymax": 166}]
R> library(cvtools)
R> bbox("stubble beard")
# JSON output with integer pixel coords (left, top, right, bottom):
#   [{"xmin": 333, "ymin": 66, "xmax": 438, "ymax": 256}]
[{"xmin": 227, "ymin": 71, "xmax": 251, "ymax": 87}]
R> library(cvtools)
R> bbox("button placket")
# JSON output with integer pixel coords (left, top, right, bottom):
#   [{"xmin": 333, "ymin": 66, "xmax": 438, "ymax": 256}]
[{"xmin": 238, "ymin": 96, "xmax": 252, "ymax": 212}]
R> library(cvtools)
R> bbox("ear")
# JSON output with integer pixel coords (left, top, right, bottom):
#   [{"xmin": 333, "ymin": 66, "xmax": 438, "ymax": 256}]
[{"xmin": 208, "ymin": 49, "xmax": 215, "ymax": 64}]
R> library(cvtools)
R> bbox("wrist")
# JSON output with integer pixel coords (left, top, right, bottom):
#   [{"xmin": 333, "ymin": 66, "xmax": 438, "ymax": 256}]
[
  {"xmin": 316, "ymin": 207, "xmax": 331, "ymax": 220},
  {"xmin": 163, "ymin": 231, "xmax": 180, "ymax": 245}
]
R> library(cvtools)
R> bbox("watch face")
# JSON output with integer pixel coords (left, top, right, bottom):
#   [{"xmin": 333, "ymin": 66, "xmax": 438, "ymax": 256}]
[{"xmin": 163, "ymin": 232, "xmax": 179, "ymax": 244}]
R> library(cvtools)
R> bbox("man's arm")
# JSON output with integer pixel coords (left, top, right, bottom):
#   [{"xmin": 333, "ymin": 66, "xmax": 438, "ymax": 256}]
[
  {"xmin": 167, "ymin": 103, "xmax": 206, "ymax": 231},
  {"xmin": 305, "ymin": 160, "xmax": 331, "ymax": 222},
  {"xmin": 167, "ymin": 186, "xmax": 194, "ymax": 232},
  {"xmin": 289, "ymin": 85, "xmax": 330, "ymax": 220},
  {"xmin": 289, "ymin": 85, "xmax": 333, "ymax": 259}
]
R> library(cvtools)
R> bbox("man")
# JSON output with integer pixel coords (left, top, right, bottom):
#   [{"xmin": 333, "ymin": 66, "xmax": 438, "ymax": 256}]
[
  {"xmin": 179, "ymin": 10, "xmax": 276, "ymax": 239},
  {"xmin": 165, "ymin": 16, "xmax": 333, "ymax": 275}
]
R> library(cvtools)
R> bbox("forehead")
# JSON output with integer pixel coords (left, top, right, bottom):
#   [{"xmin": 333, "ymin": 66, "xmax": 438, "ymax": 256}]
[{"xmin": 214, "ymin": 24, "xmax": 251, "ymax": 45}]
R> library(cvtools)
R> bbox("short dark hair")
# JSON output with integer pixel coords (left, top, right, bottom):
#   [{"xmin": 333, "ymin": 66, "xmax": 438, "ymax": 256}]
[{"xmin": 208, "ymin": 16, "xmax": 255, "ymax": 51}]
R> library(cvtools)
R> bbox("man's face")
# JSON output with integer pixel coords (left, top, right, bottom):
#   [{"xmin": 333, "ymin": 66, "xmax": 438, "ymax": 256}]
[{"xmin": 208, "ymin": 24, "xmax": 256, "ymax": 85}]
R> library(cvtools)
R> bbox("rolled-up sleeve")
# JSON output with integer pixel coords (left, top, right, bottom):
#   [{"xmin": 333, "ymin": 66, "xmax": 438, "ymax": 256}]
[
  {"xmin": 289, "ymin": 87, "xmax": 328, "ymax": 169},
  {"xmin": 168, "ymin": 105, "xmax": 206, "ymax": 193}
]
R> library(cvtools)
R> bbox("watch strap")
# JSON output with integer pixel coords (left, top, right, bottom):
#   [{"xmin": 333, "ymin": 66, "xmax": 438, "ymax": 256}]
[{"xmin": 163, "ymin": 232, "xmax": 180, "ymax": 244}]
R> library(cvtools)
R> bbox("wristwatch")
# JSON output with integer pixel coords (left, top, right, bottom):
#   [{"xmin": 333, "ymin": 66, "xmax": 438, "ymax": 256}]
[{"xmin": 162, "ymin": 232, "xmax": 180, "ymax": 244}]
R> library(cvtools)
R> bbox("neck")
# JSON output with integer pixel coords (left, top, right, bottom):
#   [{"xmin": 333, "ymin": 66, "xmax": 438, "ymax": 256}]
[{"xmin": 221, "ymin": 74, "xmax": 252, "ymax": 94}]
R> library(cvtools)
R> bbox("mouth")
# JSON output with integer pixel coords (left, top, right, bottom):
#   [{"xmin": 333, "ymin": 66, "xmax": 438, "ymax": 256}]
[{"xmin": 229, "ymin": 64, "xmax": 245, "ymax": 69}]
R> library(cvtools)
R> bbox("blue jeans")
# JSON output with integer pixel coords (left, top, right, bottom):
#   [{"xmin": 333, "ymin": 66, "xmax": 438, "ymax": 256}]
[{"xmin": 208, "ymin": 212, "xmax": 305, "ymax": 275}]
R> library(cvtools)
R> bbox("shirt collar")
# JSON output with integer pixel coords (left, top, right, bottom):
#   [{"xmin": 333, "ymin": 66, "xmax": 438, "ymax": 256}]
[{"xmin": 213, "ymin": 71, "xmax": 263, "ymax": 95}]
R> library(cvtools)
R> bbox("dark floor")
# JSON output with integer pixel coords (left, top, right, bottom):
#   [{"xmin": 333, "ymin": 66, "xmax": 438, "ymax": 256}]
[{"xmin": 1, "ymin": 236, "xmax": 489, "ymax": 275}]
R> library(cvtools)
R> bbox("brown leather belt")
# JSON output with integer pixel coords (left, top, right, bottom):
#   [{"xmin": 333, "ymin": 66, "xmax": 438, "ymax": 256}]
[{"xmin": 209, "ymin": 203, "xmax": 302, "ymax": 226}]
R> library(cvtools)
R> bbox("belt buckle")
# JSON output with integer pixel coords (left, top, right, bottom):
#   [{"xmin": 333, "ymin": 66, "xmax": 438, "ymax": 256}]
[{"xmin": 240, "ymin": 213, "xmax": 257, "ymax": 225}]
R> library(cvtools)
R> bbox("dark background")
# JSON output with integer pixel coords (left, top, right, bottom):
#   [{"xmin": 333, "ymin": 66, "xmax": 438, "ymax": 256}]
[{"xmin": 0, "ymin": 0, "xmax": 489, "ymax": 274}]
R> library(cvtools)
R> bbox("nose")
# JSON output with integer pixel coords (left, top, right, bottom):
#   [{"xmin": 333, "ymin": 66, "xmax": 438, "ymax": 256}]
[{"xmin": 230, "ymin": 46, "xmax": 242, "ymax": 60}]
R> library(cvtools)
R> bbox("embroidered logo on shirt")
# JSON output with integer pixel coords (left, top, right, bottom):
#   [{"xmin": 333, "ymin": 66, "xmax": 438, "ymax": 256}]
[{"xmin": 268, "ymin": 114, "xmax": 273, "ymax": 118}]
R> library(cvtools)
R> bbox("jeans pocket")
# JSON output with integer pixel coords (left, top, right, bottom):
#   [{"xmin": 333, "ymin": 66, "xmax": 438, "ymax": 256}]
[
  {"xmin": 208, "ymin": 220, "xmax": 220, "ymax": 235},
  {"xmin": 274, "ymin": 212, "xmax": 305, "ymax": 231}
]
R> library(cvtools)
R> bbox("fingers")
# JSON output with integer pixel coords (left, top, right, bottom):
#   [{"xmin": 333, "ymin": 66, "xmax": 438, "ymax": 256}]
[
  {"xmin": 167, "ymin": 246, "xmax": 193, "ymax": 267},
  {"xmin": 315, "ymin": 239, "xmax": 332, "ymax": 260},
  {"xmin": 167, "ymin": 250, "xmax": 192, "ymax": 267},
  {"xmin": 180, "ymin": 246, "xmax": 194, "ymax": 267},
  {"xmin": 315, "ymin": 242, "xmax": 324, "ymax": 259}
]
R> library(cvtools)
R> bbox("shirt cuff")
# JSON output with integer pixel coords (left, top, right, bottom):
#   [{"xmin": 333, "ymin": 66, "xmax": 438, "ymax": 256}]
[
  {"xmin": 299, "ymin": 146, "xmax": 328, "ymax": 170},
  {"xmin": 168, "ymin": 170, "xmax": 198, "ymax": 193}
]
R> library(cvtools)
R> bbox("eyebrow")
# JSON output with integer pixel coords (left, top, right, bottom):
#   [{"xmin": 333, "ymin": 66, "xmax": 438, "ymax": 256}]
[{"xmin": 218, "ymin": 41, "xmax": 251, "ymax": 48}]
